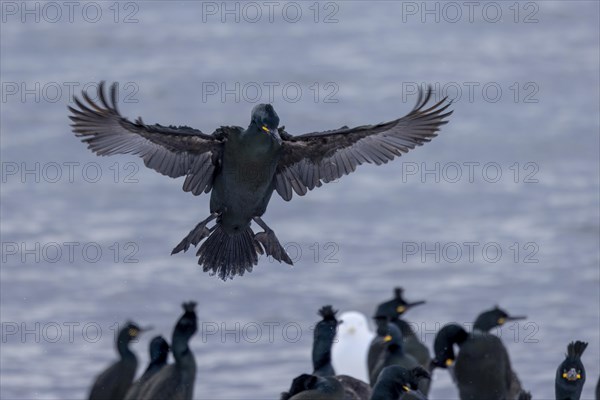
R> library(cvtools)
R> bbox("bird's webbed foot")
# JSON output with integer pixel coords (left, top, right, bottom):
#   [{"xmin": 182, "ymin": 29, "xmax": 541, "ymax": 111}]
[
  {"xmin": 172, "ymin": 212, "xmax": 219, "ymax": 254},
  {"xmin": 253, "ymin": 217, "xmax": 293, "ymax": 265}
]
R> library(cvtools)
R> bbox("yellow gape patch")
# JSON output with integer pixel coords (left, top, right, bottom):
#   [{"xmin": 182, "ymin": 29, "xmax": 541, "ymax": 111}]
[{"xmin": 261, "ymin": 125, "xmax": 269, "ymax": 132}]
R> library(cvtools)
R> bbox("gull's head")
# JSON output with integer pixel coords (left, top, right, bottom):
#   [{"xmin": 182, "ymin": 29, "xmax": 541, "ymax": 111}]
[
  {"xmin": 337, "ymin": 311, "xmax": 370, "ymax": 338},
  {"xmin": 251, "ymin": 103, "xmax": 280, "ymax": 135}
]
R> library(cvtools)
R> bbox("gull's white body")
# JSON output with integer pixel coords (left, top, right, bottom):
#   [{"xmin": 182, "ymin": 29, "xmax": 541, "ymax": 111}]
[{"xmin": 331, "ymin": 311, "xmax": 374, "ymax": 382}]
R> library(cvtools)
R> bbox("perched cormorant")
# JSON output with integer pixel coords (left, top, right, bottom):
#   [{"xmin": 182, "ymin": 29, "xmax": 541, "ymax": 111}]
[
  {"xmin": 69, "ymin": 82, "xmax": 452, "ymax": 280},
  {"xmin": 371, "ymin": 366, "xmax": 429, "ymax": 400},
  {"xmin": 281, "ymin": 306, "xmax": 371, "ymax": 400},
  {"xmin": 555, "ymin": 341, "xmax": 588, "ymax": 400},
  {"xmin": 124, "ymin": 336, "xmax": 169, "ymax": 400},
  {"xmin": 332, "ymin": 311, "xmax": 374, "ymax": 382},
  {"xmin": 432, "ymin": 306, "xmax": 527, "ymax": 400},
  {"xmin": 88, "ymin": 321, "xmax": 150, "ymax": 400},
  {"xmin": 368, "ymin": 322, "xmax": 423, "ymax": 393},
  {"xmin": 138, "ymin": 302, "xmax": 197, "ymax": 400},
  {"xmin": 374, "ymin": 287, "xmax": 430, "ymax": 394}
]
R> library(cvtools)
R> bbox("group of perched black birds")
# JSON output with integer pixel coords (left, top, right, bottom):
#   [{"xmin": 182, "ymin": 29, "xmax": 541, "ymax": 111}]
[
  {"xmin": 88, "ymin": 302, "xmax": 198, "ymax": 400},
  {"xmin": 88, "ymin": 290, "xmax": 598, "ymax": 400},
  {"xmin": 69, "ymin": 82, "xmax": 452, "ymax": 280},
  {"xmin": 280, "ymin": 288, "xmax": 597, "ymax": 400}
]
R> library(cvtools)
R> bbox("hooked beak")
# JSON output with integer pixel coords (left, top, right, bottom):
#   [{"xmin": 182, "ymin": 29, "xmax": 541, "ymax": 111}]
[{"xmin": 139, "ymin": 325, "xmax": 154, "ymax": 332}]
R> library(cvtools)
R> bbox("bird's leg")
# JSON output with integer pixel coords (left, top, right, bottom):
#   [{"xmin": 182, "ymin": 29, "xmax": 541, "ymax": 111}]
[
  {"xmin": 253, "ymin": 216, "xmax": 293, "ymax": 265},
  {"xmin": 171, "ymin": 212, "xmax": 219, "ymax": 254}
]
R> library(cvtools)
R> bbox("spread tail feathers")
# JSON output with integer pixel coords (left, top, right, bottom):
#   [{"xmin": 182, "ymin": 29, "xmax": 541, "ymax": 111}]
[
  {"xmin": 196, "ymin": 224, "xmax": 260, "ymax": 280},
  {"xmin": 173, "ymin": 220, "xmax": 293, "ymax": 280},
  {"xmin": 196, "ymin": 223, "xmax": 293, "ymax": 280}
]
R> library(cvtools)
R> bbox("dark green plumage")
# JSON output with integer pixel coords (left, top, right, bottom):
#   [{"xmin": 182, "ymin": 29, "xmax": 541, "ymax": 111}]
[
  {"xmin": 70, "ymin": 82, "xmax": 452, "ymax": 280},
  {"xmin": 555, "ymin": 341, "xmax": 588, "ymax": 400},
  {"xmin": 138, "ymin": 302, "xmax": 198, "ymax": 400},
  {"xmin": 373, "ymin": 287, "xmax": 430, "ymax": 395},
  {"xmin": 88, "ymin": 321, "xmax": 149, "ymax": 400},
  {"xmin": 432, "ymin": 307, "xmax": 528, "ymax": 400},
  {"xmin": 368, "ymin": 322, "xmax": 423, "ymax": 393},
  {"xmin": 124, "ymin": 336, "xmax": 169, "ymax": 400},
  {"xmin": 371, "ymin": 366, "xmax": 429, "ymax": 400}
]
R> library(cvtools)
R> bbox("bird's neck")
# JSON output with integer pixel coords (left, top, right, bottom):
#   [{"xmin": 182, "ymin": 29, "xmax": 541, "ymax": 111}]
[
  {"xmin": 172, "ymin": 334, "xmax": 194, "ymax": 366},
  {"xmin": 312, "ymin": 337, "xmax": 335, "ymax": 376},
  {"xmin": 116, "ymin": 338, "xmax": 134, "ymax": 360}
]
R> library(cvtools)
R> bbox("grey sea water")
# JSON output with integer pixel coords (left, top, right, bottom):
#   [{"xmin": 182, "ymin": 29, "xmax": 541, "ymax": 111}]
[{"xmin": 1, "ymin": 1, "xmax": 599, "ymax": 399}]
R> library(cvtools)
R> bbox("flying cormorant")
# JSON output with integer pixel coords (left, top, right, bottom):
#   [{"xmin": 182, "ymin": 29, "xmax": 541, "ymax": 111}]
[{"xmin": 69, "ymin": 82, "xmax": 452, "ymax": 280}]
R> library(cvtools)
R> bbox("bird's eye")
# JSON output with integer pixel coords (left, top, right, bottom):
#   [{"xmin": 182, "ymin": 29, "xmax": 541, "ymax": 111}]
[
  {"xmin": 383, "ymin": 335, "xmax": 392, "ymax": 342},
  {"xmin": 445, "ymin": 359, "xmax": 454, "ymax": 367},
  {"xmin": 497, "ymin": 317, "xmax": 505, "ymax": 325},
  {"xmin": 261, "ymin": 125, "xmax": 269, "ymax": 133},
  {"xmin": 396, "ymin": 305, "xmax": 406, "ymax": 313},
  {"xmin": 129, "ymin": 328, "xmax": 138, "ymax": 337}
]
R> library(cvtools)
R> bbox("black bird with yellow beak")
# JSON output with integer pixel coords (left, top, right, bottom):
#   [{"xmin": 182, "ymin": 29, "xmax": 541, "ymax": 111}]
[
  {"xmin": 69, "ymin": 82, "xmax": 452, "ymax": 280},
  {"xmin": 555, "ymin": 341, "xmax": 588, "ymax": 400},
  {"xmin": 432, "ymin": 306, "xmax": 528, "ymax": 400}
]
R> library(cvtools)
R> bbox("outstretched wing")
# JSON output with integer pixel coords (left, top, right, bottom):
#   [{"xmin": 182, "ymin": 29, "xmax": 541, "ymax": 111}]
[
  {"xmin": 69, "ymin": 81, "xmax": 227, "ymax": 195},
  {"xmin": 273, "ymin": 87, "xmax": 453, "ymax": 201}
]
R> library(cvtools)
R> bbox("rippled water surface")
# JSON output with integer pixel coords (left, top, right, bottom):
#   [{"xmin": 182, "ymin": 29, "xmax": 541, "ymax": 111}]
[{"xmin": 1, "ymin": 1, "xmax": 599, "ymax": 399}]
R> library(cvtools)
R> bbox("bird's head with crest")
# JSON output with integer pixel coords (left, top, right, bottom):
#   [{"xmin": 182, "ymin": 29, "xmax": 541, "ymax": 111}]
[{"xmin": 251, "ymin": 104, "xmax": 280, "ymax": 137}]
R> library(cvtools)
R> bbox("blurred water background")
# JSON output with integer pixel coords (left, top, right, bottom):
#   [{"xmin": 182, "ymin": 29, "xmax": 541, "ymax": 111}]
[{"xmin": 1, "ymin": 1, "xmax": 599, "ymax": 399}]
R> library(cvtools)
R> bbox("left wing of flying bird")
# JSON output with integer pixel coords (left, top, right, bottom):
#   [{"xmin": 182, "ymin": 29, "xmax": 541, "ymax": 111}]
[
  {"xmin": 69, "ymin": 81, "xmax": 228, "ymax": 195},
  {"xmin": 273, "ymin": 87, "xmax": 453, "ymax": 201}
]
